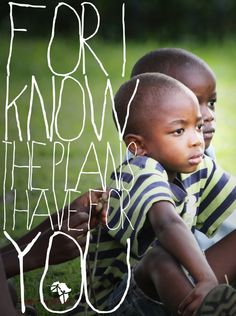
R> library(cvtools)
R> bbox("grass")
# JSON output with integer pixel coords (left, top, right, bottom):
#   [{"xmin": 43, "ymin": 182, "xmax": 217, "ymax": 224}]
[{"xmin": 1, "ymin": 35, "xmax": 236, "ymax": 315}]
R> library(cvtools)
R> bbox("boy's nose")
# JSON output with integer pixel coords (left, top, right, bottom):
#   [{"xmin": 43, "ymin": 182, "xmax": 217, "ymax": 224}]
[
  {"xmin": 190, "ymin": 130, "xmax": 204, "ymax": 147},
  {"xmin": 201, "ymin": 104, "xmax": 215, "ymax": 123}
]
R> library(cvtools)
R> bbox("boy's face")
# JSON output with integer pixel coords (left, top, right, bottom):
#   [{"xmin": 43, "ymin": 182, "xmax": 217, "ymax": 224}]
[
  {"xmin": 142, "ymin": 91, "xmax": 205, "ymax": 180},
  {"xmin": 175, "ymin": 66, "xmax": 216, "ymax": 149}
]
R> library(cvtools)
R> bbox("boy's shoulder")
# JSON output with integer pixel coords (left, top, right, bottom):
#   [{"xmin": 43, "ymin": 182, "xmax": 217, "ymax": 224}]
[
  {"xmin": 114, "ymin": 155, "xmax": 170, "ymax": 187},
  {"xmin": 110, "ymin": 156, "xmax": 169, "ymax": 191},
  {"xmin": 181, "ymin": 155, "xmax": 215, "ymax": 181},
  {"xmin": 181, "ymin": 154, "xmax": 234, "ymax": 191},
  {"xmin": 124, "ymin": 155, "xmax": 167, "ymax": 177}
]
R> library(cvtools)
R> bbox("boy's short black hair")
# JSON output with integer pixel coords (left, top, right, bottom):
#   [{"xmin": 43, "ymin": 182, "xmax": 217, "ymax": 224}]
[
  {"xmin": 114, "ymin": 72, "xmax": 195, "ymax": 137},
  {"xmin": 131, "ymin": 48, "xmax": 215, "ymax": 79}
]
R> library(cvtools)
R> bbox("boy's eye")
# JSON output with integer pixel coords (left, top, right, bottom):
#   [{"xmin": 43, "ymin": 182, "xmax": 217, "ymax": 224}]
[
  {"xmin": 208, "ymin": 100, "xmax": 216, "ymax": 111},
  {"xmin": 197, "ymin": 123, "xmax": 204, "ymax": 132},
  {"xmin": 173, "ymin": 128, "xmax": 184, "ymax": 135}
]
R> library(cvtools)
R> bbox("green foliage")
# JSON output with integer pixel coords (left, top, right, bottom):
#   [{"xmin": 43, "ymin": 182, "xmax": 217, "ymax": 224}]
[{"xmin": 1, "ymin": 1, "xmax": 236, "ymax": 40}]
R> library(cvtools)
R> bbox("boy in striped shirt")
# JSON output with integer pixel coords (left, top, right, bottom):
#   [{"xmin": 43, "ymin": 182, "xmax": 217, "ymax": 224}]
[
  {"xmin": 130, "ymin": 47, "xmax": 235, "ymax": 249},
  {"xmin": 78, "ymin": 73, "xmax": 236, "ymax": 316}
]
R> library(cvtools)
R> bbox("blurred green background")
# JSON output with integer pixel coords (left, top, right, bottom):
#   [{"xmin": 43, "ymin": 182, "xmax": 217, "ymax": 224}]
[{"xmin": 0, "ymin": 1, "xmax": 236, "ymax": 315}]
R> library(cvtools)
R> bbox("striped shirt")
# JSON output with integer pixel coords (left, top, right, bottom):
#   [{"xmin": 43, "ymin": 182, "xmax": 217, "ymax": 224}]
[{"xmin": 76, "ymin": 155, "xmax": 236, "ymax": 315}]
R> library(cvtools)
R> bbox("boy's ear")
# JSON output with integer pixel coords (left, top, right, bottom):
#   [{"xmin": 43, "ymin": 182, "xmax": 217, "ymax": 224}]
[{"xmin": 124, "ymin": 134, "xmax": 148, "ymax": 156}]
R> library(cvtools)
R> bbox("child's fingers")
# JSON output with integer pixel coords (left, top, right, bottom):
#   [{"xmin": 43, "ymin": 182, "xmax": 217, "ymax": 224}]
[
  {"xmin": 100, "ymin": 211, "xmax": 107, "ymax": 226},
  {"xmin": 75, "ymin": 234, "xmax": 87, "ymax": 248},
  {"xmin": 63, "ymin": 221, "xmax": 88, "ymax": 249},
  {"xmin": 178, "ymin": 291, "xmax": 195, "ymax": 315},
  {"xmin": 95, "ymin": 192, "xmax": 109, "ymax": 212},
  {"xmin": 93, "ymin": 191, "xmax": 109, "ymax": 226},
  {"xmin": 68, "ymin": 190, "xmax": 110, "ymax": 230},
  {"xmin": 181, "ymin": 302, "xmax": 197, "ymax": 316},
  {"xmin": 90, "ymin": 190, "xmax": 108, "ymax": 205},
  {"xmin": 61, "ymin": 211, "xmax": 89, "ymax": 233}
]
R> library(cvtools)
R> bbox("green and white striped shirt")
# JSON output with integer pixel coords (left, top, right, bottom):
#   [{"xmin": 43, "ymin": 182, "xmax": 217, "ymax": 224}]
[{"xmin": 76, "ymin": 155, "xmax": 236, "ymax": 315}]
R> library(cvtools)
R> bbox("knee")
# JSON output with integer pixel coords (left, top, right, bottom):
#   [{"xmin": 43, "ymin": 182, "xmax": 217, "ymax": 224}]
[{"xmin": 146, "ymin": 244, "xmax": 176, "ymax": 272}]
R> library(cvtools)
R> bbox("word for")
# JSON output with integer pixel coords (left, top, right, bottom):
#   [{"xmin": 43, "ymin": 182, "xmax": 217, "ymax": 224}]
[{"xmin": 7, "ymin": 2, "xmax": 126, "ymax": 77}]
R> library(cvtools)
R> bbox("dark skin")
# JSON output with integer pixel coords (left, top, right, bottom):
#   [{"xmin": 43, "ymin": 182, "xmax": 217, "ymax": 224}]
[
  {"xmin": 1, "ymin": 190, "xmax": 108, "ymax": 278},
  {"xmin": 131, "ymin": 50, "xmax": 217, "ymax": 150},
  {"xmin": 171, "ymin": 64, "xmax": 216, "ymax": 150},
  {"xmin": 0, "ymin": 255, "xmax": 18, "ymax": 315},
  {"xmin": 128, "ymin": 53, "xmax": 225, "ymax": 315},
  {"xmin": 124, "ymin": 86, "xmax": 218, "ymax": 315},
  {"xmin": 124, "ymin": 83, "xmax": 236, "ymax": 316},
  {"xmin": 134, "ymin": 230, "xmax": 236, "ymax": 316},
  {"xmin": 0, "ymin": 190, "xmax": 108, "ymax": 315}
]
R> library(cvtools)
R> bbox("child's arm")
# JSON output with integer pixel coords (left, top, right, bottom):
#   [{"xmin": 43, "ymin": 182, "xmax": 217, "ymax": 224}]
[
  {"xmin": 1, "ymin": 191, "xmax": 108, "ymax": 278},
  {"xmin": 149, "ymin": 200, "xmax": 218, "ymax": 314},
  {"xmin": 1, "ymin": 190, "xmax": 107, "ymax": 253},
  {"xmin": 2, "ymin": 210, "xmax": 90, "ymax": 278}
]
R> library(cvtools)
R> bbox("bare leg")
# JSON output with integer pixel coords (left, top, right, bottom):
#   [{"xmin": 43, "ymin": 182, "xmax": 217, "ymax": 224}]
[
  {"xmin": 134, "ymin": 244, "xmax": 193, "ymax": 314},
  {"xmin": 134, "ymin": 229, "xmax": 236, "ymax": 315},
  {"xmin": 205, "ymin": 229, "xmax": 236, "ymax": 283}
]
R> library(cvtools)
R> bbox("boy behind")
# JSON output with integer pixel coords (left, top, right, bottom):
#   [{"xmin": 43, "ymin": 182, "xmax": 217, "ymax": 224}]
[
  {"xmin": 131, "ymin": 48, "xmax": 216, "ymax": 155},
  {"xmin": 75, "ymin": 73, "xmax": 236, "ymax": 316}
]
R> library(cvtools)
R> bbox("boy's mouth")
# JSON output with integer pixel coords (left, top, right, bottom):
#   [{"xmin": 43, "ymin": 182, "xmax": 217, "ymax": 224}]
[
  {"xmin": 203, "ymin": 127, "xmax": 215, "ymax": 140},
  {"xmin": 188, "ymin": 153, "xmax": 204, "ymax": 165}
]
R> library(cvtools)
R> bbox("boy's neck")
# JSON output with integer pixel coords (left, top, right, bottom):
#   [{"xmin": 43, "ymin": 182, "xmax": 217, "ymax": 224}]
[{"xmin": 167, "ymin": 171, "xmax": 177, "ymax": 183}]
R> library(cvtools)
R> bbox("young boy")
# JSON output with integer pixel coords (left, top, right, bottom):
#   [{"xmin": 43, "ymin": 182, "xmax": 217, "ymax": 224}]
[
  {"xmin": 130, "ymin": 47, "xmax": 236, "ymax": 247},
  {"xmin": 76, "ymin": 73, "xmax": 236, "ymax": 316},
  {"xmin": 131, "ymin": 48, "xmax": 216, "ymax": 161}
]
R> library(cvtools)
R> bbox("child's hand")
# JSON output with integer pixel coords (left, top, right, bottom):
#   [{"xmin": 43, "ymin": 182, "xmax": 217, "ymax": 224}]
[
  {"xmin": 69, "ymin": 190, "xmax": 109, "ymax": 227},
  {"xmin": 90, "ymin": 191, "xmax": 109, "ymax": 228},
  {"xmin": 178, "ymin": 279, "xmax": 218, "ymax": 316},
  {"xmin": 37, "ymin": 210, "xmax": 90, "ymax": 265},
  {"xmin": 30, "ymin": 190, "xmax": 109, "ymax": 267}
]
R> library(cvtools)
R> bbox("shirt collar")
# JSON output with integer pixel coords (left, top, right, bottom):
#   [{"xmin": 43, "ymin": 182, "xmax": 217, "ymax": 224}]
[{"xmin": 169, "ymin": 176, "xmax": 187, "ymax": 204}]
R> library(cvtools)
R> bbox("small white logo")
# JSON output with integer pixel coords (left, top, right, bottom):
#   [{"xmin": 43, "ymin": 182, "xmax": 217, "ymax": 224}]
[{"xmin": 51, "ymin": 281, "xmax": 71, "ymax": 304}]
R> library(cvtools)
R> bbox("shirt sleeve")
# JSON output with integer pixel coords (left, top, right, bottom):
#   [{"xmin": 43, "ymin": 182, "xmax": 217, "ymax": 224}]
[
  {"xmin": 107, "ymin": 157, "xmax": 175, "ymax": 257},
  {"xmin": 196, "ymin": 156, "xmax": 236, "ymax": 237}
]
